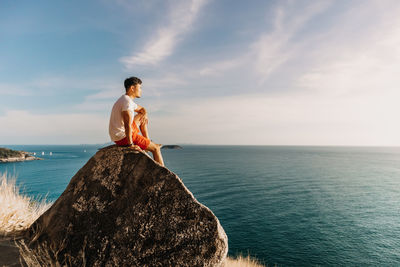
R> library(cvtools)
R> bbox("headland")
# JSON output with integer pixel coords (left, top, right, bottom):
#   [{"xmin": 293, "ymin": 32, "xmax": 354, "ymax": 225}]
[{"xmin": 0, "ymin": 147, "xmax": 42, "ymax": 163}]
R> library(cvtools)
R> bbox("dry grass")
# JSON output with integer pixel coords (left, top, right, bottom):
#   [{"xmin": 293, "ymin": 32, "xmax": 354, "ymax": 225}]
[
  {"xmin": 223, "ymin": 255, "xmax": 266, "ymax": 267},
  {"xmin": 16, "ymin": 246, "xmax": 266, "ymax": 267},
  {"xmin": 16, "ymin": 239, "xmax": 61, "ymax": 267},
  {"xmin": 0, "ymin": 172, "xmax": 52, "ymax": 235},
  {"xmin": 16, "ymin": 240, "xmax": 267, "ymax": 267}
]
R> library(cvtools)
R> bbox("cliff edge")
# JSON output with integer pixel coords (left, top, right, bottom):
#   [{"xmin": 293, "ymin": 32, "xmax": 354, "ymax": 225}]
[{"xmin": 24, "ymin": 145, "xmax": 228, "ymax": 266}]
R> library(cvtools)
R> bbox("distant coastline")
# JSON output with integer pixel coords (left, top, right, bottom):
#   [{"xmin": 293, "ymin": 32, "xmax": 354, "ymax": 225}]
[
  {"xmin": 161, "ymin": 145, "xmax": 183, "ymax": 149},
  {"xmin": 0, "ymin": 147, "xmax": 42, "ymax": 163}
]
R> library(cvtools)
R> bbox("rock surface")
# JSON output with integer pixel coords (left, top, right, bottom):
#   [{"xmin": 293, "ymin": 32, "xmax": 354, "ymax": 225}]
[
  {"xmin": 24, "ymin": 145, "xmax": 228, "ymax": 266},
  {"xmin": 0, "ymin": 236, "xmax": 22, "ymax": 267}
]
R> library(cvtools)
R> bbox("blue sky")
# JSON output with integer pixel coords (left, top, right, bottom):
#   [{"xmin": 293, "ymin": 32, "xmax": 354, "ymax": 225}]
[{"xmin": 1, "ymin": 0, "xmax": 400, "ymax": 145}]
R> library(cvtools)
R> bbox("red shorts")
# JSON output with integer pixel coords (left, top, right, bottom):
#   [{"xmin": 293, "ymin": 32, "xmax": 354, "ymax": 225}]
[{"xmin": 114, "ymin": 123, "xmax": 151, "ymax": 150}]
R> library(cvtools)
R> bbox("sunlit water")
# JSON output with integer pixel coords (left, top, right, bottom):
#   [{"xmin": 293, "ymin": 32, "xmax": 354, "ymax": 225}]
[{"xmin": 1, "ymin": 145, "xmax": 400, "ymax": 266}]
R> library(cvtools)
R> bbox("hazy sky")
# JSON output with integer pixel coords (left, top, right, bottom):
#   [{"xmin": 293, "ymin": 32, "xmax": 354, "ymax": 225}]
[{"xmin": 1, "ymin": 0, "xmax": 400, "ymax": 145}]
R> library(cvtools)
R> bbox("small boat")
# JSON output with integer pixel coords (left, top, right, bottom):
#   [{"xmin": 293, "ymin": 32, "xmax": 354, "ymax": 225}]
[
  {"xmin": 49, "ymin": 152, "xmax": 52, "ymax": 156},
  {"xmin": 84, "ymin": 150, "xmax": 86, "ymax": 152},
  {"xmin": 41, "ymin": 152, "xmax": 45, "ymax": 155},
  {"xmin": 33, "ymin": 152, "xmax": 36, "ymax": 155}
]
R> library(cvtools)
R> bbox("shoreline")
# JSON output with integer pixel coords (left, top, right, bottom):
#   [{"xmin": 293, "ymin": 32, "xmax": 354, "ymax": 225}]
[{"xmin": 0, "ymin": 155, "xmax": 42, "ymax": 163}]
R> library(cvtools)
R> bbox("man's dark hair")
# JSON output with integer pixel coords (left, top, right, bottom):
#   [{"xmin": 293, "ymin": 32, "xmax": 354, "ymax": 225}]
[{"xmin": 124, "ymin": 77, "xmax": 142, "ymax": 91}]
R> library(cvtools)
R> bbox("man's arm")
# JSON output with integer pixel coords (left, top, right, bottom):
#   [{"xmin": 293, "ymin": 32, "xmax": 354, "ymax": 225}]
[
  {"xmin": 122, "ymin": 110, "xmax": 133, "ymax": 145},
  {"xmin": 135, "ymin": 104, "xmax": 146, "ymax": 114},
  {"xmin": 135, "ymin": 104, "xmax": 148, "ymax": 125}
]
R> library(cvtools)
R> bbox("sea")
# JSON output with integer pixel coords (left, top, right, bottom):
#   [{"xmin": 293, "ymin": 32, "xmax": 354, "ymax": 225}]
[{"xmin": 1, "ymin": 145, "xmax": 400, "ymax": 266}]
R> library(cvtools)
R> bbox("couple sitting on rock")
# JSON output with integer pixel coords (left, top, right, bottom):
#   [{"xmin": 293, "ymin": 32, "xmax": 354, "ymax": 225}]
[{"xmin": 109, "ymin": 76, "xmax": 164, "ymax": 166}]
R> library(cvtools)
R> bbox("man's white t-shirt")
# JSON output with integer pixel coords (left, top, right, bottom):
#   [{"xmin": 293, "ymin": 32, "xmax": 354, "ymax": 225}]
[{"xmin": 109, "ymin": 95, "xmax": 137, "ymax": 141}]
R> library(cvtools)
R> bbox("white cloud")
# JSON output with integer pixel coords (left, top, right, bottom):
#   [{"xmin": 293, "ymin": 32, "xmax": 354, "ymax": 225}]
[
  {"xmin": 140, "ymin": 74, "xmax": 187, "ymax": 96},
  {"xmin": 79, "ymin": 74, "xmax": 186, "ymax": 112},
  {"xmin": 198, "ymin": 58, "xmax": 242, "ymax": 77},
  {"xmin": 84, "ymin": 82, "xmax": 123, "ymax": 100},
  {"xmin": 142, "ymin": 0, "xmax": 400, "ymax": 146},
  {"xmin": 154, "ymin": 1, "xmax": 333, "ymax": 86},
  {"xmin": 147, "ymin": 91, "xmax": 400, "ymax": 146},
  {"xmin": 0, "ymin": 83, "xmax": 31, "ymax": 96},
  {"xmin": 0, "ymin": 75, "xmax": 118, "ymax": 97},
  {"xmin": 74, "ymin": 100, "xmax": 114, "ymax": 113},
  {"xmin": 0, "ymin": 110, "xmax": 109, "ymax": 144},
  {"xmin": 250, "ymin": 0, "xmax": 332, "ymax": 83},
  {"xmin": 296, "ymin": 1, "xmax": 400, "ymax": 98},
  {"xmin": 120, "ymin": 0, "xmax": 208, "ymax": 67}
]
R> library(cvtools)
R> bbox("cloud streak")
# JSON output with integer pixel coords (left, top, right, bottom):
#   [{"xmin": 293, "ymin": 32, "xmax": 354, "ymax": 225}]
[
  {"xmin": 160, "ymin": 0, "xmax": 333, "ymax": 88},
  {"xmin": 295, "ymin": 1, "xmax": 400, "ymax": 97},
  {"xmin": 250, "ymin": 0, "xmax": 332, "ymax": 83},
  {"xmin": 120, "ymin": 0, "xmax": 208, "ymax": 68}
]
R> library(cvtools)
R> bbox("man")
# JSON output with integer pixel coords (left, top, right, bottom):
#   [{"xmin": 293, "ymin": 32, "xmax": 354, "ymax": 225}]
[{"xmin": 109, "ymin": 77, "xmax": 164, "ymax": 166}]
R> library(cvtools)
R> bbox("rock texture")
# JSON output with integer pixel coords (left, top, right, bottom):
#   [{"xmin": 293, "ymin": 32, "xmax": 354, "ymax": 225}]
[
  {"xmin": 0, "ymin": 236, "xmax": 22, "ymax": 267},
  {"xmin": 24, "ymin": 145, "xmax": 228, "ymax": 266}
]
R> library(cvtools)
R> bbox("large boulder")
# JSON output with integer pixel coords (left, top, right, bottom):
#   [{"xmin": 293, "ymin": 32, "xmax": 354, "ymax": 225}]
[{"xmin": 24, "ymin": 145, "xmax": 228, "ymax": 266}]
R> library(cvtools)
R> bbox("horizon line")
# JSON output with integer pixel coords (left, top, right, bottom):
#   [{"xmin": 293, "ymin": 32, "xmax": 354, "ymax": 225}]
[{"xmin": 2, "ymin": 144, "xmax": 400, "ymax": 148}]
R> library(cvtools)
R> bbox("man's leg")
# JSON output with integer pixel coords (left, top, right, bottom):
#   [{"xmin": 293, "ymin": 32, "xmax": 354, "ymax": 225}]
[
  {"xmin": 146, "ymin": 142, "xmax": 164, "ymax": 167},
  {"xmin": 133, "ymin": 113, "xmax": 164, "ymax": 166},
  {"xmin": 139, "ymin": 123, "xmax": 150, "ymax": 139},
  {"xmin": 134, "ymin": 113, "xmax": 150, "ymax": 139}
]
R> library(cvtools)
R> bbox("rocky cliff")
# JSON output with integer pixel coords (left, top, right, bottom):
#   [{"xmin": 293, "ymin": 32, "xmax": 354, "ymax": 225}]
[{"xmin": 24, "ymin": 145, "xmax": 228, "ymax": 266}]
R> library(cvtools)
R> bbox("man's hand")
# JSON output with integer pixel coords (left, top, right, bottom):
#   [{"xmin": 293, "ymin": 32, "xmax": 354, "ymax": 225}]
[{"xmin": 137, "ymin": 107, "xmax": 147, "ymax": 115}]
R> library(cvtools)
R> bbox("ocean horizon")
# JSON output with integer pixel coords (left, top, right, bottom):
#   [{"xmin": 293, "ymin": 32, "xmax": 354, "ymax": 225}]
[{"xmin": 1, "ymin": 144, "xmax": 400, "ymax": 266}]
